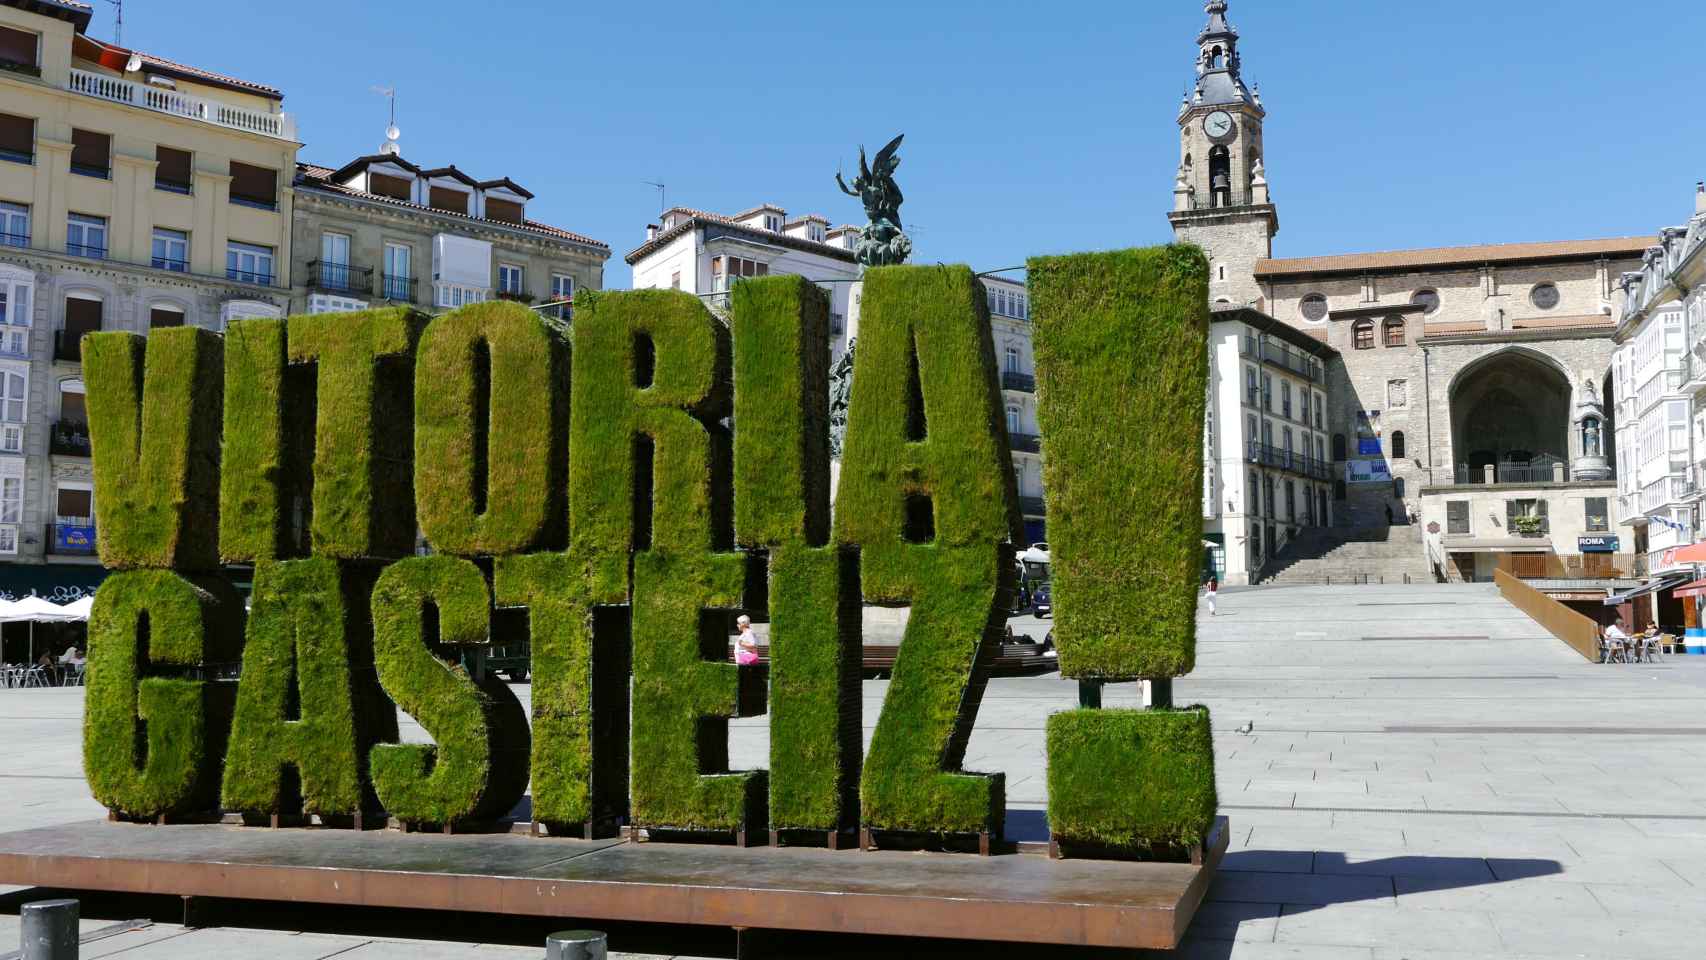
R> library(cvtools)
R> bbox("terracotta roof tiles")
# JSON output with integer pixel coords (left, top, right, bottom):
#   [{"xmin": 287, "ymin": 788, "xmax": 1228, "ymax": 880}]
[{"xmin": 1255, "ymin": 236, "xmax": 1653, "ymax": 279}]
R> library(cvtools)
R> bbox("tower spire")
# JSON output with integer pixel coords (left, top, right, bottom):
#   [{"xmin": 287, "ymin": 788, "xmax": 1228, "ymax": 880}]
[{"xmin": 1189, "ymin": 0, "xmax": 1255, "ymax": 109}]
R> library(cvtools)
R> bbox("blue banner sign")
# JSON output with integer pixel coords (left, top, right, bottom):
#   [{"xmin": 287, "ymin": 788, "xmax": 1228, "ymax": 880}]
[
  {"xmin": 1578, "ymin": 535, "xmax": 1619, "ymax": 553},
  {"xmin": 54, "ymin": 524, "xmax": 96, "ymax": 555}
]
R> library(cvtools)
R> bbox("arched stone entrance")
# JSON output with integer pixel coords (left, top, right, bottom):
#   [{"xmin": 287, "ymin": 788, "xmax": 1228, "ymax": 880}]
[{"xmin": 1449, "ymin": 349, "xmax": 1573, "ymax": 482}]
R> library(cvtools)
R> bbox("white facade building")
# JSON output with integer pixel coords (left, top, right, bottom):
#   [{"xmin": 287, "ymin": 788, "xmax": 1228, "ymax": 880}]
[{"xmin": 1203, "ymin": 308, "xmax": 1337, "ymax": 584}]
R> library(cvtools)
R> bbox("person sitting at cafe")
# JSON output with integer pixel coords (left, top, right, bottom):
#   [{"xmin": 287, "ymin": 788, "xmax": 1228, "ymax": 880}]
[{"xmin": 1603, "ymin": 619, "xmax": 1630, "ymax": 663}]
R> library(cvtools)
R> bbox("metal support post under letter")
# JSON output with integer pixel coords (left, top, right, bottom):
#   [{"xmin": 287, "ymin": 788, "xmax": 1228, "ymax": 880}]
[
  {"xmin": 20, "ymin": 898, "xmax": 78, "ymax": 960},
  {"xmin": 546, "ymin": 930, "xmax": 607, "ymax": 960},
  {"xmin": 1077, "ymin": 680, "xmax": 1103, "ymax": 709},
  {"xmin": 1150, "ymin": 678, "xmax": 1173, "ymax": 709}
]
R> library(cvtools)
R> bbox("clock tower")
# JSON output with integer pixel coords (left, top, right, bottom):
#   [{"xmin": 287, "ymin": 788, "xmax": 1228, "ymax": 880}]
[{"xmin": 1168, "ymin": 0, "xmax": 1278, "ymax": 309}]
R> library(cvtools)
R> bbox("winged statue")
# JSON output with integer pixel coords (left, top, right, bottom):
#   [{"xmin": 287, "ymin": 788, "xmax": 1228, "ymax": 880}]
[{"xmin": 836, "ymin": 134, "xmax": 912, "ymax": 267}]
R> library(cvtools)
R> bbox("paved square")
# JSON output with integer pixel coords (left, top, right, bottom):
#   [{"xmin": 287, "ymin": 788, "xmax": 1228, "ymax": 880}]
[{"xmin": 5, "ymin": 583, "xmax": 1706, "ymax": 957}]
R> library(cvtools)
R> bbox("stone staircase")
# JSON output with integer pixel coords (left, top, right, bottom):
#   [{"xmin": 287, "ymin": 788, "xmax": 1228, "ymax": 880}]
[{"xmin": 1259, "ymin": 525, "xmax": 1438, "ymax": 585}]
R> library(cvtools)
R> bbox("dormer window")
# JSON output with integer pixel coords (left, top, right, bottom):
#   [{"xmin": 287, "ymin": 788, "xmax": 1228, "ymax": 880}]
[
  {"xmin": 370, "ymin": 172, "xmax": 411, "ymax": 202},
  {"xmin": 765, "ymin": 215, "xmax": 782, "ymax": 232},
  {"xmin": 486, "ymin": 197, "xmax": 524, "ymax": 225}
]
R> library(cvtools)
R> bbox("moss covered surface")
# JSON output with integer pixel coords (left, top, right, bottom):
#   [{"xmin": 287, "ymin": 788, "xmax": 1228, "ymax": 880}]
[
  {"xmin": 728, "ymin": 276, "xmax": 856, "ymax": 831},
  {"xmin": 630, "ymin": 549, "xmax": 764, "ymax": 831},
  {"xmin": 84, "ymin": 328, "xmax": 224, "ymax": 570},
  {"xmin": 219, "ymin": 317, "xmax": 292, "ymax": 563},
  {"xmin": 1046, "ymin": 707, "xmax": 1218, "ymax": 849},
  {"xmin": 494, "ymin": 551, "xmax": 628, "ymax": 829},
  {"xmin": 1027, "ymin": 246, "xmax": 1209, "ymax": 680},
  {"xmin": 221, "ymin": 559, "xmax": 397, "ymax": 818},
  {"xmin": 369, "ymin": 556, "xmax": 529, "ymax": 827},
  {"xmin": 83, "ymin": 570, "xmax": 244, "ymax": 818},
  {"xmin": 288, "ymin": 307, "xmax": 428, "ymax": 560},
  {"xmin": 416, "ymin": 301, "xmax": 569, "ymax": 556},
  {"xmin": 832, "ymin": 266, "xmax": 1017, "ymax": 836}
]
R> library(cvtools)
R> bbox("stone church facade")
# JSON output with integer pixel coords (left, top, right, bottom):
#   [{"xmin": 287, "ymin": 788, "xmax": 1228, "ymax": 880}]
[{"xmin": 1176, "ymin": 1, "xmax": 1648, "ymax": 583}]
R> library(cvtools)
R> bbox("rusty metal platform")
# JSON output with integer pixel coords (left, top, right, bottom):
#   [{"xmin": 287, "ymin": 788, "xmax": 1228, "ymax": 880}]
[{"xmin": 0, "ymin": 817, "xmax": 1228, "ymax": 950}]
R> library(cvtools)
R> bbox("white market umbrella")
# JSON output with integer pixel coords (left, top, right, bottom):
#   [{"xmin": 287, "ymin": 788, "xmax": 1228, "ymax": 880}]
[
  {"xmin": 59, "ymin": 596, "xmax": 94, "ymax": 621},
  {"xmin": 0, "ymin": 595, "xmax": 78, "ymax": 668}
]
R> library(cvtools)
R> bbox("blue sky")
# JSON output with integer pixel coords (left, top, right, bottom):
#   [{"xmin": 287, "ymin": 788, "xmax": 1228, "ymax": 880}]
[{"xmin": 102, "ymin": 0, "xmax": 1705, "ymax": 287}]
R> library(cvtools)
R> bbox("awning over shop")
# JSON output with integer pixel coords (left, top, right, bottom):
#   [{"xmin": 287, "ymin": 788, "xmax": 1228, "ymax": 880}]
[
  {"xmin": 1605, "ymin": 573, "xmax": 1692, "ymax": 606},
  {"xmin": 1661, "ymin": 543, "xmax": 1706, "ymax": 567},
  {"xmin": 1670, "ymin": 578, "xmax": 1706, "ymax": 600},
  {"xmin": 0, "ymin": 563, "xmax": 107, "ymax": 604}
]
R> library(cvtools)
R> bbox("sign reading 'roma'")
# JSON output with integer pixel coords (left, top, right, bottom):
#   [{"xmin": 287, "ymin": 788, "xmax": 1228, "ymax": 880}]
[{"xmin": 80, "ymin": 248, "xmax": 1217, "ymax": 855}]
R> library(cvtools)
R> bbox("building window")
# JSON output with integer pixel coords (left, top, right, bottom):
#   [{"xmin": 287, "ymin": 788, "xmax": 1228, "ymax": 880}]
[
  {"xmin": 670, "ymin": 272, "xmax": 680, "ymax": 290},
  {"xmin": 1352, "ymin": 319, "xmax": 1375, "ymax": 349},
  {"xmin": 69, "ymin": 128, "xmax": 109, "ymax": 179},
  {"xmin": 1, "ymin": 364, "xmax": 24, "ymax": 427},
  {"xmin": 151, "ymin": 228, "xmax": 188, "ymax": 272},
  {"xmin": 0, "ymin": 25, "xmax": 40, "ymax": 73},
  {"xmin": 1244, "ymin": 366, "xmax": 1258, "ymax": 406},
  {"xmin": 1313, "ymin": 392, "xmax": 1325, "ymax": 429},
  {"xmin": 0, "ymin": 201, "xmax": 27, "ymax": 247},
  {"xmin": 1006, "ymin": 345, "xmax": 1020, "ymax": 374},
  {"xmin": 1300, "ymin": 293, "xmax": 1328, "ymax": 322},
  {"xmin": 434, "ymin": 284, "xmax": 486, "ymax": 308},
  {"xmin": 1007, "ymin": 405, "xmax": 1020, "ymax": 435},
  {"xmin": 712, "ymin": 255, "xmax": 767, "ymax": 291},
  {"xmin": 219, "ymin": 299, "xmax": 283, "ymax": 330},
  {"xmin": 370, "ymin": 172, "xmax": 411, "ymax": 202},
  {"xmin": 0, "ymin": 112, "xmax": 31, "ymax": 165},
  {"xmin": 1412, "ymin": 289, "xmax": 1440, "ymax": 315},
  {"xmin": 1300, "ymin": 390, "xmax": 1310, "ymax": 425},
  {"xmin": 1507, "ymin": 499, "xmax": 1548, "ymax": 535},
  {"xmin": 0, "ymin": 457, "xmax": 22, "ymax": 530},
  {"xmin": 1584, "ymin": 497, "xmax": 1609, "ymax": 533},
  {"xmin": 1261, "ymin": 372, "xmax": 1273, "ymax": 410},
  {"xmin": 1248, "ymin": 471, "xmax": 1260, "ymax": 514},
  {"xmin": 66, "ymin": 213, "xmax": 106, "ymax": 258},
  {"xmin": 155, "ymin": 146, "xmax": 193, "ymax": 194},
  {"xmin": 0, "ymin": 268, "xmax": 32, "ymax": 359},
  {"xmin": 149, "ymin": 304, "xmax": 185, "ymax": 328},
  {"xmin": 383, "ymin": 243, "xmax": 412, "ymax": 301},
  {"xmin": 1285, "ymin": 480, "xmax": 1296, "ymax": 520},
  {"xmin": 428, "ymin": 186, "xmax": 467, "ymax": 215},
  {"xmin": 227, "ymin": 242, "xmax": 275, "ymax": 286},
  {"xmin": 485, "ymin": 197, "xmax": 524, "ymax": 225},
  {"xmin": 550, "ymin": 273, "xmax": 574, "ymax": 319},
  {"xmin": 317, "ymin": 232, "xmax": 352, "ymax": 292},
  {"xmin": 229, "ymin": 162, "xmax": 279, "ymax": 210},
  {"xmin": 1447, "ymin": 500, "xmax": 1470, "ymax": 535},
  {"xmin": 1392, "ymin": 430, "xmax": 1406, "ymax": 460},
  {"xmin": 1332, "ymin": 434, "xmax": 1347, "ymax": 461},
  {"xmin": 498, "ymin": 263, "xmax": 524, "ymax": 295},
  {"xmin": 1530, "ymin": 283, "xmax": 1560, "ymax": 311},
  {"xmin": 1394, "ymin": 477, "xmax": 1405, "ymax": 499},
  {"xmin": 1383, "ymin": 317, "xmax": 1406, "ymax": 347},
  {"xmin": 308, "ymin": 294, "xmax": 368, "ymax": 315}
]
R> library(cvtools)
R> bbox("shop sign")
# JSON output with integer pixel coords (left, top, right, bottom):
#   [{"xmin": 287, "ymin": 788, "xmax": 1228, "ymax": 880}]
[
  {"xmin": 1345, "ymin": 459, "xmax": 1392, "ymax": 484},
  {"xmin": 1578, "ymin": 535, "xmax": 1618, "ymax": 553},
  {"xmin": 1357, "ymin": 438, "xmax": 1382, "ymax": 456}
]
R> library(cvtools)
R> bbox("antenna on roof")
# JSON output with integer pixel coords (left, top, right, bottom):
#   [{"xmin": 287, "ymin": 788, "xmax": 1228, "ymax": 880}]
[
  {"xmin": 95, "ymin": 0, "xmax": 123, "ymax": 47},
  {"xmin": 371, "ymin": 85, "xmax": 401, "ymax": 156},
  {"xmin": 642, "ymin": 180, "xmax": 666, "ymax": 214}
]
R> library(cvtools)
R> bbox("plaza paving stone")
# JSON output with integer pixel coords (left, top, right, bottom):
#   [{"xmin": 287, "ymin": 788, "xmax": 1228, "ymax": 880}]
[{"xmin": 4, "ymin": 583, "xmax": 1706, "ymax": 957}]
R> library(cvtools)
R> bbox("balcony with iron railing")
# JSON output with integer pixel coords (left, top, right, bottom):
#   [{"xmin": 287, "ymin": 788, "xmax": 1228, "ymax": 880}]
[
  {"xmin": 1246, "ymin": 441, "xmax": 1333, "ymax": 482},
  {"xmin": 1452, "ymin": 456, "xmax": 1570, "ymax": 486},
  {"xmin": 1183, "ymin": 188, "xmax": 1264, "ymax": 211},
  {"xmin": 1002, "ymin": 371, "xmax": 1035, "ymax": 393},
  {"xmin": 49, "ymin": 420, "xmax": 90, "ymax": 457},
  {"xmin": 68, "ymin": 68, "xmax": 297, "ymax": 141},
  {"xmin": 495, "ymin": 289, "xmax": 536, "ymax": 304},
  {"xmin": 53, "ymin": 329, "xmax": 93, "ymax": 364},
  {"xmin": 1261, "ymin": 340, "xmax": 1323, "ymax": 383},
  {"xmin": 307, "ymin": 260, "xmax": 374, "ymax": 296},
  {"xmin": 380, "ymin": 274, "xmax": 416, "ymax": 303},
  {"xmin": 1009, "ymin": 432, "xmax": 1042, "ymax": 454}
]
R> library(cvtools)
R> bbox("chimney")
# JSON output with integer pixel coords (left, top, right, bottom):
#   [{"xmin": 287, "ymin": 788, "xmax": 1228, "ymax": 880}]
[
  {"xmin": 1696, "ymin": 181, "xmax": 1705, "ymax": 214},
  {"xmin": 646, "ymin": 223, "xmax": 659, "ymax": 242}
]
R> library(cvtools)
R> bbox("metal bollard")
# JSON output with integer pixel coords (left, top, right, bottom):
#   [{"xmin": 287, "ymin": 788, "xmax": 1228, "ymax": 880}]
[
  {"xmin": 546, "ymin": 929, "xmax": 607, "ymax": 960},
  {"xmin": 20, "ymin": 898, "xmax": 78, "ymax": 960}
]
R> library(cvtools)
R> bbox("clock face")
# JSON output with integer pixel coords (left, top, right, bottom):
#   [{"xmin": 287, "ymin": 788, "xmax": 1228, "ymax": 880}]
[{"xmin": 1203, "ymin": 111, "xmax": 1235, "ymax": 140}]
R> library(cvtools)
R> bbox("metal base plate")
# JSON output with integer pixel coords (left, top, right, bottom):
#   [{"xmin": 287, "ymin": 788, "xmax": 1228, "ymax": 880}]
[{"xmin": 0, "ymin": 817, "xmax": 1228, "ymax": 950}]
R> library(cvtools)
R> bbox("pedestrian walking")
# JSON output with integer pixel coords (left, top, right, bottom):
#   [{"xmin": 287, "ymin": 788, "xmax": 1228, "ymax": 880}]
[
  {"xmin": 1204, "ymin": 576, "xmax": 1218, "ymax": 617},
  {"xmin": 734, "ymin": 615, "xmax": 760, "ymax": 666}
]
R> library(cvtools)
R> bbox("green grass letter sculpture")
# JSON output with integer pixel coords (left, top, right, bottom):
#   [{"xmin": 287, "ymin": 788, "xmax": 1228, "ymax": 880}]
[{"xmin": 1030, "ymin": 246, "xmax": 1219, "ymax": 853}]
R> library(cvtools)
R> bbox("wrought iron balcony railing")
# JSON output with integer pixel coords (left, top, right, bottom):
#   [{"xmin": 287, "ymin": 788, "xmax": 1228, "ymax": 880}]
[
  {"xmin": 307, "ymin": 260, "xmax": 374, "ymax": 295},
  {"xmin": 1002, "ymin": 371, "xmax": 1035, "ymax": 393},
  {"xmin": 49, "ymin": 420, "xmax": 90, "ymax": 457}
]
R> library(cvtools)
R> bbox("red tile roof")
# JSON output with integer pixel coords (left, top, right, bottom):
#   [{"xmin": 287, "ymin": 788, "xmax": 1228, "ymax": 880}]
[
  {"xmin": 75, "ymin": 35, "xmax": 282, "ymax": 100},
  {"xmin": 1255, "ymin": 236, "xmax": 1652, "ymax": 279},
  {"xmin": 296, "ymin": 163, "xmax": 608, "ymax": 252}
]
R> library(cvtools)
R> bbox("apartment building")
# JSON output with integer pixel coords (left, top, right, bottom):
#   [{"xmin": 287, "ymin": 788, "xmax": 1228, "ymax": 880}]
[
  {"xmin": 627, "ymin": 208, "xmax": 1050, "ymax": 543},
  {"xmin": 0, "ymin": 0, "xmax": 297, "ymax": 594},
  {"xmin": 1203, "ymin": 308, "xmax": 1337, "ymax": 584},
  {"xmin": 1610, "ymin": 182, "xmax": 1706, "ymax": 637},
  {"xmin": 291, "ymin": 128, "xmax": 608, "ymax": 317}
]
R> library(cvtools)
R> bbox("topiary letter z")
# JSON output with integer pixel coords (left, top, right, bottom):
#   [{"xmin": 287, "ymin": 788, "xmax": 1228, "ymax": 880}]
[
  {"xmin": 834, "ymin": 265, "xmax": 1020, "ymax": 839},
  {"xmin": 1030, "ymin": 245, "xmax": 1219, "ymax": 853}
]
